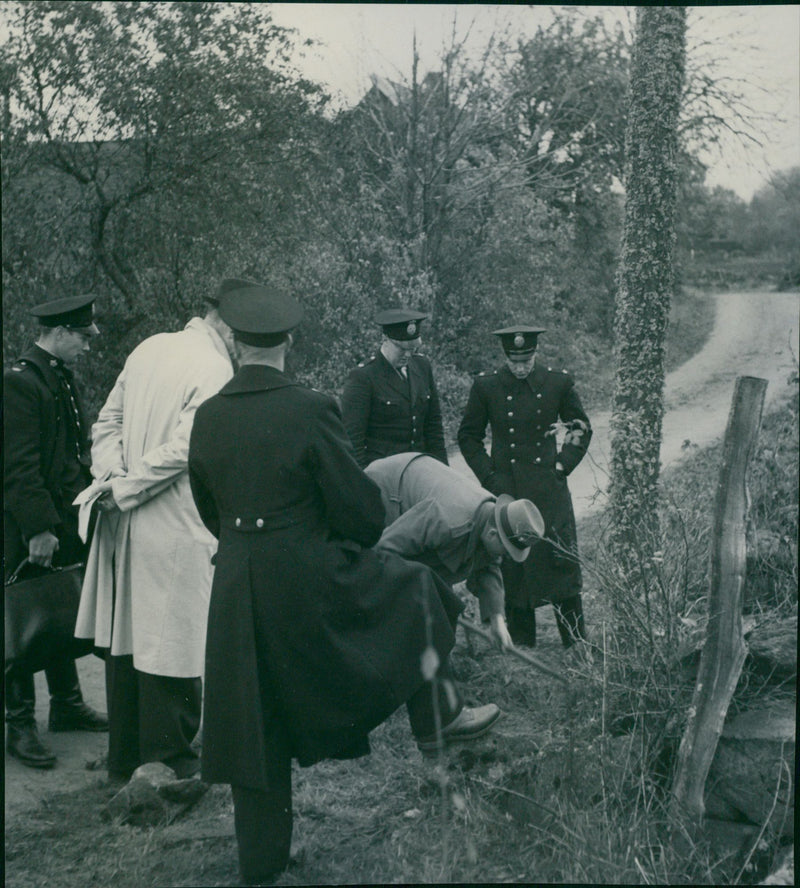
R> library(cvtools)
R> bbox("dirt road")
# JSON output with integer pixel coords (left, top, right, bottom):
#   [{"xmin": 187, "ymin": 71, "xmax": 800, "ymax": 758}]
[
  {"xmin": 5, "ymin": 289, "xmax": 798, "ymax": 820},
  {"xmin": 451, "ymin": 289, "xmax": 800, "ymax": 519}
]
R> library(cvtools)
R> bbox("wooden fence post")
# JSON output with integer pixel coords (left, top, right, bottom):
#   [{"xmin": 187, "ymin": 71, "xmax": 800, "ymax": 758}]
[{"xmin": 670, "ymin": 376, "xmax": 768, "ymax": 826}]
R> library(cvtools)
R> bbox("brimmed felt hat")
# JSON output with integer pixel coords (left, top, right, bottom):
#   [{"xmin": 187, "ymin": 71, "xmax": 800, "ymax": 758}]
[
  {"xmin": 30, "ymin": 294, "xmax": 99, "ymax": 334},
  {"xmin": 494, "ymin": 494, "xmax": 545, "ymax": 562},
  {"xmin": 493, "ymin": 325, "xmax": 546, "ymax": 358},
  {"xmin": 376, "ymin": 307, "xmax": 428, "ymax": 341},
  {"xmin": 218, "ymin": 279, "xmax": 304, "ymax": 347}
]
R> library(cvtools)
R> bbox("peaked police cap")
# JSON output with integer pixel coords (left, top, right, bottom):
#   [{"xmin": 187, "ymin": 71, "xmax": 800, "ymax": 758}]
[
  {"xmin": 376, "ymin": 307, "xmax": 428, "ymax": 341},
  {"xmin": 30, "ymin": 294, "xmax": 98, "ymax": 331},
  {"xmin": 492, "ymin": 325, "xmax": 546, "ymax": 357},
  {"xmin": 219, "ymin": 280, "xmax": 304, "ymax": 347}
]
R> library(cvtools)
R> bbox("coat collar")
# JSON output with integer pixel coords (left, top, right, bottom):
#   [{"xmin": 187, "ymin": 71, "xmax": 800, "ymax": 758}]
[
  {"xmin": 185, "ymin": 316, "xmax": 233, "ymax": 366},
  {"xmin": 377, "ymin": 350, "xmax": 412, "ymax": 398},
  {"xmin": 526, "ymin": 361, "xmax": 548, "ymax": 392},
  {"xmin": 498, "ymin": 361, "xmax": 546, "ymax": 391},
  {"xmin": 18, "ymin": 345, "xmax": 67, "ymax": 391},
  {"xmin": 219, "ymin": 364, "xmax": 298, "ymax": 396}
]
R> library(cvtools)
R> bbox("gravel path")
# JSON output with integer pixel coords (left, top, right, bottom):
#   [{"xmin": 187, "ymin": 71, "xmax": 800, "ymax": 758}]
[{"xmin": 5, "ymin": 288, "xmax": 798, "ymax": 819}]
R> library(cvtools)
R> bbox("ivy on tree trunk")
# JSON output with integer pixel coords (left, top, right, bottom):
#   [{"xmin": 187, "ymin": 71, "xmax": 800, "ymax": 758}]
[{"xmin": 609, "ymin": 7, "xmax": 687, "ymax": 580}]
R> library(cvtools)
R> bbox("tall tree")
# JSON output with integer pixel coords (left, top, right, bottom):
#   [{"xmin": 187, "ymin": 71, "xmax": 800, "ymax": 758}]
[
  {"xmin": 1, "ymin": 1, "xmax": 323, "ymax": 310},
  {"xmin": 608, "ymin": 7, "xmax": 687, "ymax": 580}
]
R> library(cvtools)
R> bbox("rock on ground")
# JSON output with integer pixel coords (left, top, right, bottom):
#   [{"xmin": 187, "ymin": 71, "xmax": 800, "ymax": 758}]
[{"xmin": 103, "ymin": 762, "xmax": 209, "ymax": 827}]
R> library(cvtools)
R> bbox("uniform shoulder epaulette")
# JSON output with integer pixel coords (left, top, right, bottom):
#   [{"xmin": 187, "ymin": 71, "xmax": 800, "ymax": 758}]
[
  {"xmin": 476, "ymin": 369, "xmax": 497, "ymax": 378},
  {"xmin": 357, "ymin": 354, "xmax": 376, "ymax": 368},
  {"xmin": 11, "ymin": 359, "xmax": 30, "ymax": 373}
]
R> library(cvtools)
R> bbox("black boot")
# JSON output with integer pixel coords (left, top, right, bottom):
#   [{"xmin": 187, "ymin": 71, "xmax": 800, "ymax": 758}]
[
  {"xmin": 7, "ymin": 724, "xmax": 58, "ymax": 768},
  {"xmin": 554, "ymin": 596, "xmax": 586, "ymax": 648},
  {"xmin": 47, "ymin": 658, "xmax": 108, "ymax": 732},
  {"xmin": 6, "ymin": 667, "xmax": 57, "ymax": 768},
  {"xmin": 507, "ymin": 606, "xmax": 537, "ymax": 647}
]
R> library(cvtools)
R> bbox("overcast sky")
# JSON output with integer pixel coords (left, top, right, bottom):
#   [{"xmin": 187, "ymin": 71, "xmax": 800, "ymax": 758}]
[{"xmin": 269, "ymin": 3, "xmax": 800, "ymax": 202}]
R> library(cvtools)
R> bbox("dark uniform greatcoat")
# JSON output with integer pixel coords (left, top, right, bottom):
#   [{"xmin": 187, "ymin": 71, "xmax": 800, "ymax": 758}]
[
  {"xmin": 3, "ymin": 345, "xmax": 91, "ymax": 573},
  {"xmin": 458, "ymin": 361, "xmax": 591, "ymax": 609},
  {"xmin": 188, "ymin": 365, "xmax": 462, "ymax": 792},
  {"xmin": 341, "ymin": 351, "xmax": 448, "ymax": 468},
  {"xmin": 3, "ymin": 344, "xmax": 92, "ymax": 725}
]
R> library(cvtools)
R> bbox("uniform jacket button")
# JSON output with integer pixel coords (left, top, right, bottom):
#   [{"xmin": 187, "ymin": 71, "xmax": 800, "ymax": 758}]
[
  {"xmin": 535, "ymin": 457, "xmax": 541, "ymax": 463},
  {"xmin": 509, "ymin": 428, "xmax": 515, "ymax": 434},
  {"xmin": 506, "ymin": 395, "xmax": 512, "ymax": 401},
  {"xmin": 536, "ymin": 393, "xmax": 542, "ymax": 399},
  {"xmin": 510, "ymin": 443, "xmax": 515, "ymax": 448},
  {"xmin": 235, "ymin": 517, "xmax": 242, "ymax": 527},
  {"xmin": 510, "ymin": 458, "xmax": 516, "ymax": 464},
  {"xmin": 507, "ymin": 411, "xmax": 514, "ymax": 417},
  {"xmin": 256, "ymin": 518, "xmax": 264, "ymax": 528}
]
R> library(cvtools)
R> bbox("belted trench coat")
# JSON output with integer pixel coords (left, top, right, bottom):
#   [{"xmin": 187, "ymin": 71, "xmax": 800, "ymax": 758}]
[
  {"xmin": 188, "ymin": 365, "xmax": 461, "ymax": 791},
  {"xmin": 75, "ymin": 318, "xmax": 233, "ymax": 677},
  {"xmin": 458, "ymin": 362, "xmax": 591, "ymax": 607}
]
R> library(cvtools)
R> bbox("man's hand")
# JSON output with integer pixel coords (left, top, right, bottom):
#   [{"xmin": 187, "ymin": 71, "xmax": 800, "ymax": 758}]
[
  {"xmin": 28, "ymin": 530, "xmax": 60, "ymax": 567},
  {"xmin": 489, "ymin": 613, "xmax": 514, "ymax": 651},
  {"xmin": 95, "ymin": 480, "xmax": 121, "ymax": 514}
]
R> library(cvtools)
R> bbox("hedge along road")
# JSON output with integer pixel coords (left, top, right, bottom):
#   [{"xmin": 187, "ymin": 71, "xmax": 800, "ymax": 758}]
[{"xmin": 5, "ymin": 288, "xmax": 799, "ymax": 820}]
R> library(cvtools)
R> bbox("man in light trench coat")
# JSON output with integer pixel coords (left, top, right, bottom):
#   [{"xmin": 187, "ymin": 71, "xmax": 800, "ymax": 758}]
[
  {"xmin": 365, "ymin": 452, "xmax": 545, "ymax": 651},
  {"xmin": 75, "ymin": 280, "xmax": 241, "ymax": 781}
]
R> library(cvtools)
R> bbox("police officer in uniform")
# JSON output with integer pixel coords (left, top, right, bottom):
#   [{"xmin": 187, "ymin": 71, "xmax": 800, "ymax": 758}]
[
  {"xmin": 188, "ymin": 283, "xmax": 499, "ymax": 885},
  {"xmin": 341, "ymin": 308, "xmax": 448, "ymax": 468},
  {"xmin": 458, "ymin": 325, "xmax": 592, "ymax": 648},
  {"xmin": 4, "ymin": 294, "xmax": 108, "ymax": 769}
]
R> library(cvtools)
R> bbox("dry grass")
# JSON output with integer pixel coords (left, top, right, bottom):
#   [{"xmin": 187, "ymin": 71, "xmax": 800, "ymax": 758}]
[{"xmin": 5, "ymin": 396, "xmax": 795, "ymax": 887}]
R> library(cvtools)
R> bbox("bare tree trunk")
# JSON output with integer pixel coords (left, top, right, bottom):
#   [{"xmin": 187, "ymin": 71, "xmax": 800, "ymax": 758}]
[
  {"xmin": 609, "ymin": 7, "xmax": 687, "ymax": 581},
  {"xmin": 670, "ymin": 376, "xmax": 768, "ymax": 827}
]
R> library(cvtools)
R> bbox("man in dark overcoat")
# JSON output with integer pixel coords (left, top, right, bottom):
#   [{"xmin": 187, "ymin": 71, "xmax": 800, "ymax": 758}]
[
  {"xmin": 188, "ymin": 281, "xmax": 500, "ymax": 886},
  {"xmin": 4, "ymin": 295, "xmax": 108, "ymax": 769},
  {"xmin": 458, "ymin": 326, "xmax": 592, "ymax": 648},
  {"xmin": 341, "ymin": 308, "xmax": 448, "ymax": 467}
]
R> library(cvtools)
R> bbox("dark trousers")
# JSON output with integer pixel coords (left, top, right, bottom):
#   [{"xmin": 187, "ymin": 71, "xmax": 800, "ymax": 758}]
[
  {"xmin": 5, "ymin": 657, "xmax": 85, "ymax": 730},
  {"xmin": 105, "ymin": 654, "xmax": 201, "ymax": 780},
  {"xmin": 507, "ymin": 594, "xmax": 585, "ymax": 648},
  {"xmin": 230, "ymin": 658, "xmax": 463, "ymax": 885},
  {"xmin": 4, "ymin": 512, "xmax": 88, "ymax": 732}
]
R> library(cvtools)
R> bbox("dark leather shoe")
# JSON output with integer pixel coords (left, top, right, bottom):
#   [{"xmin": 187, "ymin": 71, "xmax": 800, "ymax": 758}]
[
  {"xmin": 416, "ymin": 704, "xmax": 501, "ymax": 752},
  {"xmin": 7, "ymin": 725, "xmax": 57, "ymax": 769},
  {"xmin": 49, "ymin": 702, "xmax": 109, "ymax": 733}
]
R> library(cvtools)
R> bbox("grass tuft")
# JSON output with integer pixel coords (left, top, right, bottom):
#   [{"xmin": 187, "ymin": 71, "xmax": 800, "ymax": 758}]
[{"xmin": 5, "ymin": 389, "xmax": 796, "ymax": 887}]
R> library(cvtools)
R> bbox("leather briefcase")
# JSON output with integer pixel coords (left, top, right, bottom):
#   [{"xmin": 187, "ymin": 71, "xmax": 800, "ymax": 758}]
[{"xmin": 4, "ymin": 560, "xmax": 96, "ymax": 673}]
